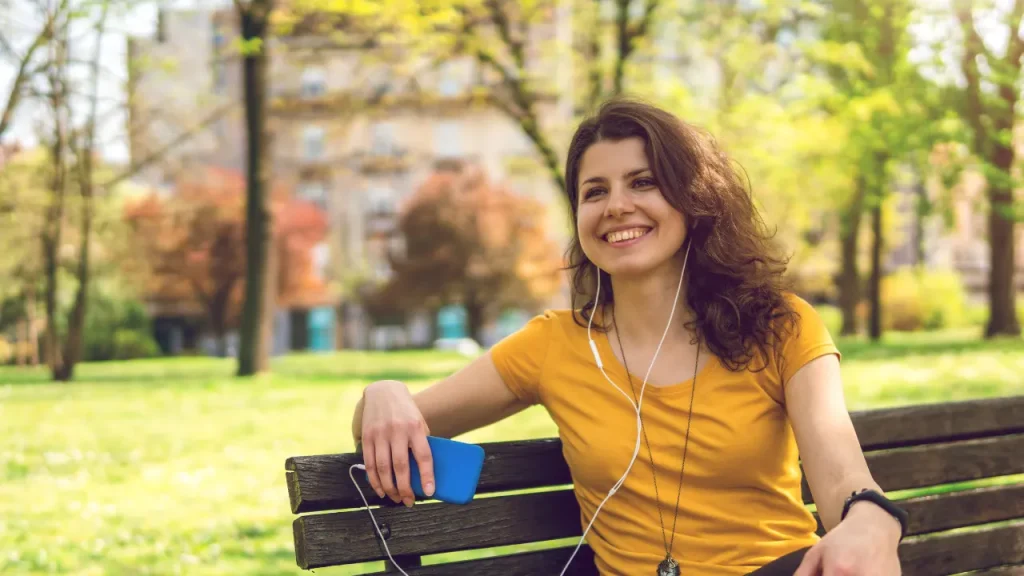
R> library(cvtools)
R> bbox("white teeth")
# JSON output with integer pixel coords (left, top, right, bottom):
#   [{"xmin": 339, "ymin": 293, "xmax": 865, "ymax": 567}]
[{"xmin": 606, "ymin": 228, "xmax": 649, "ymax": 243}]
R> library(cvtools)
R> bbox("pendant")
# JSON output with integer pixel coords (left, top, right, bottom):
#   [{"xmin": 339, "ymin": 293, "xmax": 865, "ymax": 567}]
[{"xmin": 657, "ymin": 556, "xmax": 680, "ymax": 576}]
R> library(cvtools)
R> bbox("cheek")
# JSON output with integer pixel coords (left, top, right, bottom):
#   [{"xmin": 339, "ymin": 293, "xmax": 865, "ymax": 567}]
[{"xmin": 576, "ymin": 210, "xmax": 602, "ymax": 255}]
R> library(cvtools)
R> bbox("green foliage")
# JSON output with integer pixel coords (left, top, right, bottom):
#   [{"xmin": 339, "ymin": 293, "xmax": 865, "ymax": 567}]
[
  {"xmin": 815, "ymin": 304, "xmax": 843, "ymax": 337},
  {"xmin": 82, "ymin": 290, "xmax": 160, "ymax": 362},
  {"xmin": 881, "ymin": 268, "xmax": 969, "ymax": 332}
]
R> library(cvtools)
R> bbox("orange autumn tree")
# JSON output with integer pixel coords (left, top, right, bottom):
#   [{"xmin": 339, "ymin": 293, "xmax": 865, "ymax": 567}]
[
  {"xmin": 366, "ymin": 164, "xmax": 563, "ymax": 342},
  {"xmin": 124, "ymin": 167, "xmax": 329, "ymax": 355}
]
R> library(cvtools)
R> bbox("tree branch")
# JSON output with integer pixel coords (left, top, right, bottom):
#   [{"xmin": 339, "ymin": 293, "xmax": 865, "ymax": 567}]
[
  {"xmin": 485, "ymin": 0, "xmax": 525, "ymax": 73},
  {"xmin": 0, "ymin": 14, "xmax": 54, "ymax": 139},
  {"xmin": 956, "ymin": 3, "xmax": 987, "ymax": 158},
  {"xmin": 101, "ymin": 101, "xmax": 236, "ymax": 189}
]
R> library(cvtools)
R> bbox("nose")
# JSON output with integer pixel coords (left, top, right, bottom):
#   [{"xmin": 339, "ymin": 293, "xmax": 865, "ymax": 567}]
[{"xmin": 604, "ymin": 183, "xmax": 635, "ymax": 218}]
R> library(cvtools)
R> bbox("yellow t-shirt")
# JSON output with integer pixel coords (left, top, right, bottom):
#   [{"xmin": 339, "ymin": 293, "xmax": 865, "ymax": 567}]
[{"xmin": 490, "ymin": 294, "xmax": 840, "ymax": 575}]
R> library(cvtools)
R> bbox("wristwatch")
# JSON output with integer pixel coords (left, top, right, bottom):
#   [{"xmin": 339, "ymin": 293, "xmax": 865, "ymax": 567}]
[{"xmin": 840, "ymin": 489, "xmax": 909, "ymax": 541}]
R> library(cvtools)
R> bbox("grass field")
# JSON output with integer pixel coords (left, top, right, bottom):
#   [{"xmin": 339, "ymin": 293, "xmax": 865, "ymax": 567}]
[{"xmin": 1, "ymin": 328, "xmax": 1022, "ymax": 575}]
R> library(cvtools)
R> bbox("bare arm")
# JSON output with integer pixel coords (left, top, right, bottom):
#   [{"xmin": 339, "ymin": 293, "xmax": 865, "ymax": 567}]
[
  {"xmin": 352, "ymin": 351, "xmax": 531, "ymax": 443},
  {"xmin": 353, "ymin": 351, "xmax": 531, "ymax": 506},
  {"xmin": 785, "ymin": 354, "xmax": 901, "ymax": 535}
]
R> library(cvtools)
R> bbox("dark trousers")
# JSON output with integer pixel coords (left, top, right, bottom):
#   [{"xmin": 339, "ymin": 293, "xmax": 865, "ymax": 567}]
[{"xmin": 745, "ymin": 547, "xmax": 811, "ymax": 576}]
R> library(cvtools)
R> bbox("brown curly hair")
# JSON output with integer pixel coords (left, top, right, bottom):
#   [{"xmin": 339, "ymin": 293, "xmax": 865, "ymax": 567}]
[{"xmin": 565, "ymin": 97, "xmax": 797, "ymax": 372}]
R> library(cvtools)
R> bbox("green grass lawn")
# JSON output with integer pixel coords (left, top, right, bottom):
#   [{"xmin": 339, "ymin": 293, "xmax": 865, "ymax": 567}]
[{"xmin": 1, "ymin": 329, "xmax": 1022, "ymax": 575}]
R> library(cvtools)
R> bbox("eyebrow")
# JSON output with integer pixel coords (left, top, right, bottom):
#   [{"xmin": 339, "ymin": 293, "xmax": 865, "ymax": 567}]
[{"xmin": 581, "ymin": 168, "xmax": 651, "ymax": 186}]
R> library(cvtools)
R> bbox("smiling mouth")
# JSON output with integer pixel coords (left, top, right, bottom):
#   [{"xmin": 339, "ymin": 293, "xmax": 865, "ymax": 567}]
[{"xmin": 603, "ymin": 227, "xmax": 652, "ymax": 244}]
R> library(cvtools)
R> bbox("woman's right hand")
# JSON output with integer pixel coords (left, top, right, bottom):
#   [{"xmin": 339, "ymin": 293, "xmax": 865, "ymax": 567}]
[{"xmin": 359, "ymin": 380, "xmax": 435, "ymax": 507}]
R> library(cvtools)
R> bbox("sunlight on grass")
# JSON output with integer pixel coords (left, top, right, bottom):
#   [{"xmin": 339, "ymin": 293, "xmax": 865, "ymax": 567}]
[{"xmin": 0, "ymin": 331, "xmax": 1021, "ymax": 574}]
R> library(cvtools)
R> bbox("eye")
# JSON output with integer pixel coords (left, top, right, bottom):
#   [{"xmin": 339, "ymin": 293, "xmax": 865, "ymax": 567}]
[
  {"xmin": 632, "ymin": 177, "xmax": 656, "ymax": 189},
  {"xmin": 582, "ymin": 187, "xmax": 606, "ymax": 200}
]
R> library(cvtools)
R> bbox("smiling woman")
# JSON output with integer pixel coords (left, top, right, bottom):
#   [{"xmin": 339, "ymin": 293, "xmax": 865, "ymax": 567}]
[{"xmin": 352, "ymin": 97, "xmax": 906, "ymax": 576}]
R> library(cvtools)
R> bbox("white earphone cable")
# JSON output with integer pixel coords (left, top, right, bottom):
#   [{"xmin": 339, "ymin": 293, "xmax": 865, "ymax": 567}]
[
  {"xmin": 349, "ymin": 244, "xmax": 692, "ymax": 576},
  {"xmin": 559, "ymin": 243, "xmax": 691, "ymax": 576},
  {"xmin": 348, "ymin": 464, "xmax": 412, "ymax": 576}
]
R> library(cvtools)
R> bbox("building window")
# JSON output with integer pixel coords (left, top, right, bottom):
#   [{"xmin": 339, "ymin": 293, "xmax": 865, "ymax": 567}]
[
  {"xmin": 368, "ymin": 186, "xmax": 394, "ymax": 214},
  {"xmin": 434, "ymin": 121, "xmax": 463, "ymax": 158},
  {"xmin": 303, "ymin": 126, "xmax": 325, "ymax": 160},
  {"xmin": 301, "ymin": 67, "xmax": 326, "ymax": 98},
  {"xmin": 371, "ymin": 122, "xmax": 395, "ymax": 156}
]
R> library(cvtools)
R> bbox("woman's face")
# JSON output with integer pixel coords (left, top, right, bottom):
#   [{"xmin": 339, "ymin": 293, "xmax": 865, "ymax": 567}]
[{"xmin": 576, "ymin": 137, "xmax": 688, "ymax": 278}]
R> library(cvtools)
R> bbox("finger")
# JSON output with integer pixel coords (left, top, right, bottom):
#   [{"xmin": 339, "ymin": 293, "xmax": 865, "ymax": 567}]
[
  {"xmin": 375, "ymin": 440, "xmax": 400, "ymax": 503},
  {"xmin": 409, "ymin": 432, "xmax": 435, "ymax": 497},
  {"xmin": 392, "ymin": 434, "xmax": 415, "ymax": 507},
  {"xmin": 793, "ymin": 545, "xmax": 823, "ymax": 576},
  {"xmin": 361, "ymin": 438, "xmax": 385, "ymax": 499}
]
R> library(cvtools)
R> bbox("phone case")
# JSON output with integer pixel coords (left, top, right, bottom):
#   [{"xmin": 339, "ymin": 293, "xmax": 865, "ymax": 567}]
[{"xmin": 409, "ymin": 436, "xmax": 485, "ymax": 505}]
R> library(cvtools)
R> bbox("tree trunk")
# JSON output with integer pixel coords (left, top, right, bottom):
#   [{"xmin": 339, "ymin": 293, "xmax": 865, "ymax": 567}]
[
  {"xmin": 237, "ymin": 0, "xmax": 275, "ymax": 376},
  {"xmin": 25, "ymin": 286, "xmax": 39, "ymax": 366},
  {"xmin": 956, "ymin": 2, "xmax": 1022, "ymax": 337},
  {"xmin": 983, "ymin": 56, "xmax": 1022, "ymax": 337},
  {"xmin": 838, "ymin": 175, "xmax": 866, "ymax": 336},
  {"xmin": 43, "ymin": 30, "xmax": 68, "ymax": 376},
  {"xmin": 464, "ymin": 295, "xmax": 486, "ymax": 345},
  {"xmin": 985, "ymin": 178, "xmax": 1021, "ymax": 337},
  {"xmin": 868, "ymin": 190, "xmax": 883, "ymax": 342},
  {"xmin": 55, "ymin": 198, "xmax": 91, "ymax": 381}
]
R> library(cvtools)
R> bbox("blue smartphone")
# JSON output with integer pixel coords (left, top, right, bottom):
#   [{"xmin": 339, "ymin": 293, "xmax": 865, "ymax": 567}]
[{"xmin": 406, "ymin": 436, "xmax": 485, "ymax": 505}]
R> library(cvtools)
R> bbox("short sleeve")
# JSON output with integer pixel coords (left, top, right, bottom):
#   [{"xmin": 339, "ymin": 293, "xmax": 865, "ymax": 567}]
[
  {"xmin": 488, "ymin": 311, "xmax": 555, "ymax": 405},
  {"xmin": 777, "ymin": 294, "xmax": 841, "ymax": 387}
]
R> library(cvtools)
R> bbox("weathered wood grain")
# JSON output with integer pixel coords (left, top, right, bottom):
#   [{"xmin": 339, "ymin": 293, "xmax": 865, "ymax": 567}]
[
  {"xmin": 287, "ymin": 398, "xmax": 1024, "ymax": 514},
  {"xmin": 900, "ymin": 521, "xmax": 1024, "ymax": 576},
  {"xmin": 293, "ymin": 489, "xmax": 581, "ymax": 569}
]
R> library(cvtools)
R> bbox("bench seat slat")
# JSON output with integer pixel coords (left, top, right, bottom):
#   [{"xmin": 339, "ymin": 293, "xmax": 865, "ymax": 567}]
[
  {"xmin": 353, "ymin": 522, "xmax": 1024, "ymax": 576},
  {"xmin": 287, "ymin": 398, "xmax": 1024, "ymax": 514},
  {"xmin": 899, "ymin": 520, "xmax": 1024, "ymax": 576},
  {"xmin": 293, "ymin": 489, "xmax": 582, "ymax": 569},
  {"xmin": 365, "ymin": 545, "xmax": 598, "ymax": 576}
]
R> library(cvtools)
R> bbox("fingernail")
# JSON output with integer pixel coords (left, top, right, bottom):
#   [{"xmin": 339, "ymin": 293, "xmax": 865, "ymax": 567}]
[
  {"xmin": 424, "ymin": 482, "xmax": 434, "ymax": 496},
  {"xmin": 404, "ymin": 498, "xmax": 413, "ymax": 508}
]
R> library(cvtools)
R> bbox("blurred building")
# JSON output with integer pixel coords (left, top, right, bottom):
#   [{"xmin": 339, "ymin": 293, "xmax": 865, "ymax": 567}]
[{"xmin": 126, "ymin": 6, "xmax": 573, "ymax": 351}]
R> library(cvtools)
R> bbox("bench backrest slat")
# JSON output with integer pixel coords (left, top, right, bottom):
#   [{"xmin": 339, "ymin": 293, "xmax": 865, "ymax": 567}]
[
  {"xmin": 800, "ymin": 433, "xmax": 1024, "ymax": 502},
  {"xmin": 294, "ymin": 490, "xmax": 580, "ymax": 568},
  {"xmin": 287, "ymin": 396, "xmax": 1024, "ymax": 573},
  {"xmin": 898, "ymin": 521, "xmax": 1024, "ymax": 576},
  {"xmin": 288, "ymin": 397, "xmax": 1024, "ymax": 515},
  {"xmin": 287, "ymin": 439, "xmax": 569, "ymax": 514},
  {"xmin": 899, "ymin": 484, "xmax": 1024, "ymax": 536},
  {"xmin": 851, "ymin": 396, "xmax": 1024, "ymax": 450}
]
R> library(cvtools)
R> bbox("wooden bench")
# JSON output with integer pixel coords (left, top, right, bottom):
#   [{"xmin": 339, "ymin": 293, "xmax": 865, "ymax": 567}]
[{"xmin": 285, "ymin": 396, "xmax": 1024, "ymax": 575}]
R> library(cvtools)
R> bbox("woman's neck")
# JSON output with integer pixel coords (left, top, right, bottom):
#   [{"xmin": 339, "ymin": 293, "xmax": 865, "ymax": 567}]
[{"xmin": 607, "ymin": 264, "xmax": 691, "ymax": 347}]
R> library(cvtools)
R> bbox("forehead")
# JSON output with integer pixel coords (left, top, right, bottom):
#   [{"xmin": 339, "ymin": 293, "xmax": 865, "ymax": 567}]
[{"xmin": 579, "ymin": 137, "xmax": 649, "ymax": 181}]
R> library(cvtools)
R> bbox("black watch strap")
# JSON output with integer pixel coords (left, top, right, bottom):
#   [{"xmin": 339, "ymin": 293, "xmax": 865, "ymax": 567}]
[{"xmin": 840, "ymin": 489, "xmax": 909, "ymax": 541}]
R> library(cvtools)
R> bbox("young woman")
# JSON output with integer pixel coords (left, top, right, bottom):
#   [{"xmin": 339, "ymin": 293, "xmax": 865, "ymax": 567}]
[{"xmin": 352, "ymin": 99, "xmax": 905, "ymax": 575}]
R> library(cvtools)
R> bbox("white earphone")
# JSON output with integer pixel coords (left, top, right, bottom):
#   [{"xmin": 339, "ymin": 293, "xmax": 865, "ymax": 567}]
[{"xmin": 559, "ymin": 241, "xmax": 691, "ymax": 576}]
